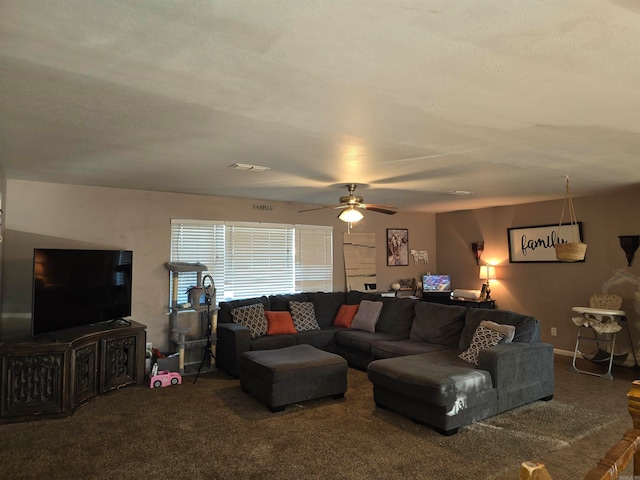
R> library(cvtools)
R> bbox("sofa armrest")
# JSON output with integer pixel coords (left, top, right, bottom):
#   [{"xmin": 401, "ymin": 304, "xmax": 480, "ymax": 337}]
[
  {"xmin": 478, "ymin": 342, "xmax": 554, "ymax": 395},
  {"xmin": 216, "ymin": 323, "xmax": 251, "ymax": 378}
]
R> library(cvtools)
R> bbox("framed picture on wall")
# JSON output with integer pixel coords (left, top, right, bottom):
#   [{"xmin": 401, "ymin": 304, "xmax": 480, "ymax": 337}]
[
  {"xmin": 387, "ymin": 229, "xmax": 409, "ymax": 266},
  {"xmin": 507, "ymin": 222, "xmax": 584, "ymax": 263}
]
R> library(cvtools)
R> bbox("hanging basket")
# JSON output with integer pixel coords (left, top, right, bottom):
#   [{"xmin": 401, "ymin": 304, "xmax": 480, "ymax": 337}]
[
  {"xmin": 555, "ymin": 241, "xmax": 587, "ymax": 262},
  {"xmin": 555, "ymin": 176, "xmax": 587, "ymax": 262}
]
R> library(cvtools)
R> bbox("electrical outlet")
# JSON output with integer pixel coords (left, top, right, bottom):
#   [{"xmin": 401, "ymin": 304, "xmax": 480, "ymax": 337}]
[{"xmin": 550, "ymin": 327, "xmax": 557, "ymax": 337}]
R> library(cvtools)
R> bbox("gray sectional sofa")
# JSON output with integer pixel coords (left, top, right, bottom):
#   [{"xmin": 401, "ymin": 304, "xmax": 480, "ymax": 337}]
[{"xmin": 216, "ymin": 291, "xmax": 555, "ymax": 434}]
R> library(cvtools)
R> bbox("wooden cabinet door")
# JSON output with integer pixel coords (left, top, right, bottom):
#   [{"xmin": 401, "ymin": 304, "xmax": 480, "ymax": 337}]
[
  {"xmin": 1, "ymin": 348, "xmax": 68, "ymax": 419},
  {"xmin": 100, "ymin": 333, "xmax": 140, "ymax": 393},
  {"xmin": 72, "ymin": 342, "xmax": 99, "ymax": 407}
]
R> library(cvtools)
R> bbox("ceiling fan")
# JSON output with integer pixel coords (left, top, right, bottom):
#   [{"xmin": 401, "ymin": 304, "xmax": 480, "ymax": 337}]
[{"xmin": 299, "ymin": 184, "xmax": 397, "ymax": 222}]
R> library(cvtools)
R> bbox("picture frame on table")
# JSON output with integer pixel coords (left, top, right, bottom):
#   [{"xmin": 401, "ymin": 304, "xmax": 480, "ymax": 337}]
[{"xmin": 479, "ymin": 283, "xmax": 488, "ymax": 301}]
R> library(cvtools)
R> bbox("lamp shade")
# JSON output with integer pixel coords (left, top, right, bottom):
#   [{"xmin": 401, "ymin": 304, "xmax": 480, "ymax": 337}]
[
  {"xmin": 479, "ymin": 265, "xmax": 496, "ymax": 280},
  {"xmin": 338, "ymin": 207, "xmax": 364, "ymax": 223}
]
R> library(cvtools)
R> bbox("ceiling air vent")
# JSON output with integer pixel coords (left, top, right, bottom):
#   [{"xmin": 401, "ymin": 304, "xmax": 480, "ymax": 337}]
[{"xmin": 228, "ymin": 163, "xmax": 271, "ymax": 172}]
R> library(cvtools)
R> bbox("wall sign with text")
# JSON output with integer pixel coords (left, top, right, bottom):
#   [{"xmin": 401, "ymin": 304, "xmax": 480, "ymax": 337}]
[{"xmin": 507, "ymin": 223, "xmax": 585, "ymax": 263}]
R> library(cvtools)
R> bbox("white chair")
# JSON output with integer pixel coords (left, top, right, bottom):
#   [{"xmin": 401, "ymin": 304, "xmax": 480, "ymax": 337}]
[{"xmin": 570, "ymin": 293, "xmax": 628, "ymax": 380}]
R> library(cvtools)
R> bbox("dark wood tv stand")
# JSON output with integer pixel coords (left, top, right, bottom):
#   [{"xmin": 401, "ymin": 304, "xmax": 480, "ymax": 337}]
[{"xmin": 0, "ymin": 320, "xmax": 146, "ymax": 423}]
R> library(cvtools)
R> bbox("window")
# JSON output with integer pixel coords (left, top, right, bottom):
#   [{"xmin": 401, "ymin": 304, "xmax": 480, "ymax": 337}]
[{"xmin": 170, "ymin": 220, "xmax": 333, "ymax": 304}]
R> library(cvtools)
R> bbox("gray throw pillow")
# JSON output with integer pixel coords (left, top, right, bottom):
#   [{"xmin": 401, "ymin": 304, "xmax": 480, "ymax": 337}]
[
  {"xmin": 351, "ymin": 300, "xmax": 384, "ymax": 333},
  {"xmin": 231, "ymin": 303, "xmax": 268, "ymax": 338},
  {"xmin": 480, "ymin": 320, "xmax": 515, "ymax": 343},
  {"xmin": 289, "ymin": 301, "xmax": 321, "ymax": 332}
]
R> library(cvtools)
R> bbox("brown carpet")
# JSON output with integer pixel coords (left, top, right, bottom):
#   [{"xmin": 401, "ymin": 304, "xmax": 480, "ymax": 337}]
[{"xmin": 0, "ymin": 368, "xmax": 621, "ymax": 480}]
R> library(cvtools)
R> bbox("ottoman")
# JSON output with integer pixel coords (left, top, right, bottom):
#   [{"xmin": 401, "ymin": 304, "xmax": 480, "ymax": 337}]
[
  {"xmin": 367, "ymin": 353, "xmax": 497, "ymax": 435},
  {"xmin": 239, "ymin": 344, "xmax": 348, "ymax": 412}
]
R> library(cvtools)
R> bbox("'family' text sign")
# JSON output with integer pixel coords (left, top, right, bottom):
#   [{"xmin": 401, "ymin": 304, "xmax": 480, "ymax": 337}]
[{"xmin": 507, "ymin": 223, "xmax": 584, "ymax": 263}]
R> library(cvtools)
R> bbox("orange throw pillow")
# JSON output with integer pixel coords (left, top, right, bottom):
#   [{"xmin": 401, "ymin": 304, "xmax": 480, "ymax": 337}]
[
  {"xmin": 265, "ymin": 311, "xmax": 297, "ymax": 335},
  {"xmin": 333, "ymin": 304, "xmax": 359, "ymax": 328}
]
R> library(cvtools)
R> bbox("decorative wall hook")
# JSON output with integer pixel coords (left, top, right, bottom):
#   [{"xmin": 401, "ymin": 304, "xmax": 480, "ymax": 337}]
[
  {"xmin": 619, "ymin": 235, "xmax": 640, "ymax": 266},
  {"xmin": 471, "ymin": 242, "xmax": 484, "ymax": 265}
]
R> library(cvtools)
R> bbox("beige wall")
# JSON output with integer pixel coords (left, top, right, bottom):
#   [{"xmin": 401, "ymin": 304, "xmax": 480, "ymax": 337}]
[
  {"xmin": 436, "ymin": 185, "xmax": 640, "ymax": 360},
  {"xmin": 2, "ymin": 179, "xmax": 436, "ymax": 349},
  {"xmin": 0, "ymin": 163, "xmax": 6, "ymax": 338}
]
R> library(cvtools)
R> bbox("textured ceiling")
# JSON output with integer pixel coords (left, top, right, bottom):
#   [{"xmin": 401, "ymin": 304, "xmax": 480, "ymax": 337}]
[{"xmin": 1, "ymin": 0, "xmax": 639, "ymax": 213}]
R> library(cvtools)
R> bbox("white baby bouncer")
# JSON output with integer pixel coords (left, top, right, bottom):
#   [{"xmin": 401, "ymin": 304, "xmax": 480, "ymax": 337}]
[{"xmin": 570, "ymin": 293, "xmax": 633, "ymax": 380}]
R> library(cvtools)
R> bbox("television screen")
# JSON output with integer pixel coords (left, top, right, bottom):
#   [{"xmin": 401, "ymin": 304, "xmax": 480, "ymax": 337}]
[
  {"xmin": 422, "ymin": 274, "xmax": 451, "ymax": 292},
  {"xmin": 32, "ymin": 249, "xmax": 133, "ymax": 336}
]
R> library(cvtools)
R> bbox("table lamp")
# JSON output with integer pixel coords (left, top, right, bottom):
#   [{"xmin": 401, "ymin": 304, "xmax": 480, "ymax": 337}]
[{"xmin": 479, "ymin": 265, "xmax": 496, "ymax": 300}]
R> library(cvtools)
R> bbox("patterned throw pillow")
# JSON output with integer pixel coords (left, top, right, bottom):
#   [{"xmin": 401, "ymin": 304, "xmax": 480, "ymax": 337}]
[
  {"xmin": 289, "ymin": 301, "xmax": 320, "ymax": 332},
  {"xmin": 459, "ymin": 325, "xmax": 505, "ymax": 365},
  {"xmin": 231, "ymin": 303, "xmax": 268, "ymax": 338}
]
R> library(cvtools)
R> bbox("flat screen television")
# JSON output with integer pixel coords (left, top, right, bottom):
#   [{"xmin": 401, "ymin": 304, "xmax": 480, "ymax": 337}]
[
  {"xmin": 32, "ymin": 249, "xmax": 133, "ymax": 336},
  {"xmin": 422, "ymin": 274, "xmax": 451, "ymax": 293}
]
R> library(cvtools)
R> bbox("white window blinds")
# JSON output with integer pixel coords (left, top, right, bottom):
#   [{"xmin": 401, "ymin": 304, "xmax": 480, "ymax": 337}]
[
  {"xmin": 170, "ymin": 220, "xmax": 332, "ymax": 304},
  {"xmin": 295, "ymin": 224, "xmax": 333, "ymax": 292},
  {"xmin": 170, "ymin": 220, "xmax": 224, "ymax": 306},
  {"xmin": 224, "ymin": 222, "xmax": 294, "ymax": 299}
]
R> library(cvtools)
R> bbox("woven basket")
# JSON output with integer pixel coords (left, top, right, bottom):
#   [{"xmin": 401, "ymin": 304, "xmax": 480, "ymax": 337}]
[{"xmin": 555, "ymin": 242, "xmax": 587, "ymax": 262}]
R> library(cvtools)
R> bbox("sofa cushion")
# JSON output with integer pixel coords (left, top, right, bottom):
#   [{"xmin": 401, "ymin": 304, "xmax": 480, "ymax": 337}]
[
  {"xmin": 289, "ymin": 301, "xmax": 321, "ymax": 332},
  {"xmin": 269, "ymin": 293, "xmax": 309, "ymax": 311},
  {"xmin": 219, "ymin": 296, "xmax": 271, "ymax": 324},
  {"xmin": 459, "ymin": 325, "xmax": 505, "ymax": 365},
  {"xmin": 264, "ymin": 311, "xmax": 297, "ymax": 335},
  {"xmin": 336, "ymin": 329, "xmax": 405, "ymax": 353},
  {"xmin": 346, "ymin": 291, "xmax": 382, "ymax": 304},
  {"xmin": 351, "ymin": 300, "xmax": 384, "ymax": 332},
  {"xmin": 376, "ymin": 297, "xmax": 417, "ymax": 337},
  {"xmin": 459, "ymin": 309, "xmax": 540, "ymax": 350},
  {"xmin": 367, "ymin": 353, "xmax": 496, "ymax": 409},
  {"xmin": 294, "ymin": 329, "xmax": 339, "ymax": 351},
  {"xmin": 333, "ymin": 304, "xmax": 359, "ymax": 328},
  {"xmin": 250, "ymin": 334, "xmax": 296, "ymax": 350},
  {"xmin": 410, "ymin": 302, "xmax": 467, "ymax": 347},
  {"xmin": 480, "ymin": 320, "xmax": 515, "ymax": 343},
  {"xmin": 231, "ymin": 303, "xmax": 268, "ymax": 338},
  {"xmin": 306, "ymin": 292, "xmax": 347, "ymax": 329},
  {"xmin": 371, "ymin": 340, "xmax": 453, "ymax": 360}
]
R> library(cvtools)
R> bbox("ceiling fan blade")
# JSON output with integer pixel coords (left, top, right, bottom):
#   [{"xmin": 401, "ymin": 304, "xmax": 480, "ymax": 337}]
[
  {"xmin": 298, "ymin": 205, "xmax": 341, "ymax": 213},
  {"xmin": 361, "ymin": 204, "xmax": 398, "ymax": 215},
  {"xmin": 362, "ymin": 203, "xmax": 397, "ymax": 210}
]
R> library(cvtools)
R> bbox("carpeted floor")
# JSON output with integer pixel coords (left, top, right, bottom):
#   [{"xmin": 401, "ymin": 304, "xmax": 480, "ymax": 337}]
[{"xmin": 0, "ymin": 361, "xmax": 625, "ymax": 480}]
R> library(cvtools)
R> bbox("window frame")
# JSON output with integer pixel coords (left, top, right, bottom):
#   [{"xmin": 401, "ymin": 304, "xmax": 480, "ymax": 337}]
[{"xmin": 169, "ymin": 219, "xmax": 333, "ymax": 305}]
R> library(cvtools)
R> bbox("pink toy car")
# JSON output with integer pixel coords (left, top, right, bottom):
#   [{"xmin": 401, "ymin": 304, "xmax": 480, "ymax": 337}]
[{"xmin": 150, "ymin": 370, "xmax": 182, "ymax": 388}]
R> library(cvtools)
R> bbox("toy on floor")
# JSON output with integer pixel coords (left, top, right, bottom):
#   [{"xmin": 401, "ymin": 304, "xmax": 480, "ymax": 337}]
[{"xmin": 149, "ymin": 363, "xmax": 182, "ymax": 388}]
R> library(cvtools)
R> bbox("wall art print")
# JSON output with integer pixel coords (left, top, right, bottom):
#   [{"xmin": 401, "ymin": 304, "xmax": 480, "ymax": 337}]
[
  {"xmin": 387, "ymin": 228, "xmax": 409, "ymax": 266},
  {"xmin": 507, "ymin": 222, "xmax": 584, "ymax": 263}
]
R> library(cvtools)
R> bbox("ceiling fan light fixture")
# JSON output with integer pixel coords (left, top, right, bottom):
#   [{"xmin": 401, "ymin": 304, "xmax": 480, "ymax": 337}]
[{"xmin": 339, "ymin": 207, "xmax": 364, "ymax": 223}]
